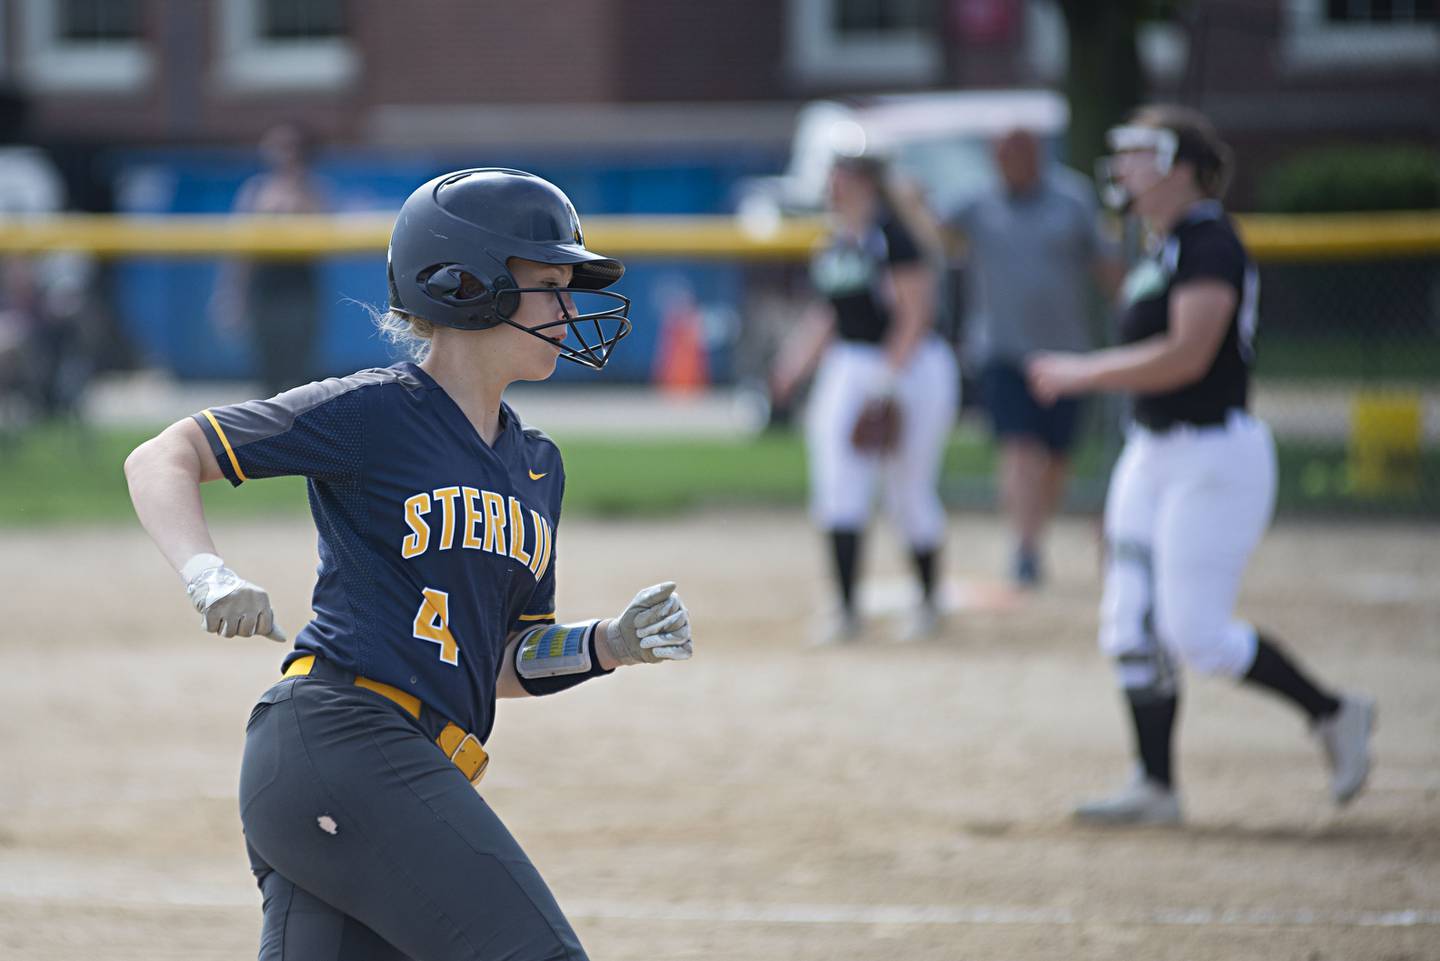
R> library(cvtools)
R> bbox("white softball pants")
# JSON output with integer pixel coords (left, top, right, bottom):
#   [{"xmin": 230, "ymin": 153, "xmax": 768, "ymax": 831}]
[
  {"xmin": 1101, "ymin": 411, "xmax": 1277, "ymax": 691},
  {"xmin": 804, "ymin": 336, "xmax": 959, "ymax": 548}
]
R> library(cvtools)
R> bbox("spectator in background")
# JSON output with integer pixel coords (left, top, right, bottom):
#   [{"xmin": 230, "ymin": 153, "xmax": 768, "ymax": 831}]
[
  {"xmin": 211, "ymin": 121, "xmax": 330, "ymax": 396},
  {"xmin": 0, "ymin": 85, "xmax": 99, "ymax": 429},
  {"xmin": 947, "ymin": 129, "xmax": 1124, "ymax": 588}
]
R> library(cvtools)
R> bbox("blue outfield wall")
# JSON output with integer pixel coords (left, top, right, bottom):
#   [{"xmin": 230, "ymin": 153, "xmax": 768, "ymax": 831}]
[{"xmin": 109, "ymin": 148, "xmax": 782, "ymax": 384}]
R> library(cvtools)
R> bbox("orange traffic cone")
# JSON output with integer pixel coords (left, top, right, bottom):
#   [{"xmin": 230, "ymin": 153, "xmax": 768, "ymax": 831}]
[{"xmin": 653, "ymin": 294, "xmax": 710, "ymax": 395}]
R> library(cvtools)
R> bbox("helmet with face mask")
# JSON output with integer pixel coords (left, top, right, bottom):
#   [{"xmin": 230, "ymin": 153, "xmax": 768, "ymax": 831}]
[
  {"xmin": 1095, "ymin": 124, "xmax": 1179, "ymax": 211},
  {"xmin": 386, "ymin": 168, "xmax": 631, "ymax": 370},
  {"xmin": 1097, "ymin": 110, "xmax": 1231, "ymax": 212}
]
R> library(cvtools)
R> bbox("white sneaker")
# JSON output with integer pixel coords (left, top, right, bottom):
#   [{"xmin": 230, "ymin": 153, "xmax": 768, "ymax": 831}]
[
  {"xmin": 893, "ymin": 605, "xmax": 943, "ymax": 643},
  {"xmin": 1315, "ymin": 695, "xmax": 1375, "ymax": 805},
  {"xmin": 810, "ymin": 610, "xmax": 862, "ymax": 647},
  {"xmin": 1073, "ymin": 774, "xmax": 1182, "ymax": 826}
]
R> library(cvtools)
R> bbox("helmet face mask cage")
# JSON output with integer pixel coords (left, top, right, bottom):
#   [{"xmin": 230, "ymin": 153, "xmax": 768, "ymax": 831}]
[
  {"xmin": 505, "ymin": 287, "xmax": 632, "ymax": 371},
  {"xmin": 1096, "ymin": 125, "xmax": 1178, "ymax": 211},
  {"xmin": 416, "ymin": 262, "xmax": 632, "ymax": 370}
]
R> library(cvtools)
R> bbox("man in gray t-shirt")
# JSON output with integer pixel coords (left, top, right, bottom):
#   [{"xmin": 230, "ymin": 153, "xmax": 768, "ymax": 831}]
[{"xmin": 948, "ymin": 129, "xmax": 1121, "ymax": 587}]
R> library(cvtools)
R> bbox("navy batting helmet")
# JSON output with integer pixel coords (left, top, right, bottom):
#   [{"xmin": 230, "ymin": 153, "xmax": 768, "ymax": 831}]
[{"xmin": 387, "ymin": 168, "xmax": 631, "ymax": 369}]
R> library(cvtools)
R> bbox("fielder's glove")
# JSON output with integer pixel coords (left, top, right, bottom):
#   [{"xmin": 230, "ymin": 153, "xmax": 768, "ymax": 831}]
[
  {"xmin": 181, "ymin": 553, "xmax": 287, "ymax": 642},
  {"xmin": 602, "ymin": 581, "xmax": 692, "ymax": 665},
  {"xmin": 850, "ymin": 394, "xmax": 901, "ymax": 454}
]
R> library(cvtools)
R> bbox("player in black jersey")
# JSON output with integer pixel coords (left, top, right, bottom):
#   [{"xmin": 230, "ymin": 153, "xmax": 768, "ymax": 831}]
[
  {"xmin": 771, "ymin": 154, "xmax": 959, "ymax": 643},
  {"xmin": 125, "ymin": 169, "xmax": 693, "ymax": 959},
  {"xmin": 1026, "ymin": 106, "xmax": 1373, "ymax": 825}
]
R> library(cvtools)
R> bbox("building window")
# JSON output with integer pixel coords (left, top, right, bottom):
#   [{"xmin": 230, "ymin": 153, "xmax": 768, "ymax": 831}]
[
  {"xmin": 789, "ymin": 0, "xmax": 941, "ymax": 86},
  {"xmin": 1324, "ymin": 0, "xmax": 1438, "ymax": 23},
  {"xmin": 259, "ymin": 0, "xmax": 347, "ymax": 40},
  {"xmin": 58, "ymin": 0, "xmax": 141, "ymax": 41},
  {"xmin": 215, "ymin": 0, "xmax": 359, "ymax": 93},
  {"xmin": 19, "ymin": 0, "xmax": 152, "ymax": 93},
  {"xmin": 1284, "ymin": 0, "xmax": 1440, "ymax": 69},
  {"xmin": 835, "ymin": 0, "xmax": 933, "ymax": 34}
]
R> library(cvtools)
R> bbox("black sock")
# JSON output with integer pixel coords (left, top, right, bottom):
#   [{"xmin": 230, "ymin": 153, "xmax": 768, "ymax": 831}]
[
  {"xmin": 1126, "ymin": 691, "xmax": 1178, "ymax": 788},
  {"xmin": 911, "ymin": 548, "xmax": 938, "ymax": 606},
  {"xmin": 1242, "ymin": 634, "xmax": 1342, "ymax": 721},
  {"xmin": 829, "ymin": 529, "xmax": 861, "ymax": 615}
]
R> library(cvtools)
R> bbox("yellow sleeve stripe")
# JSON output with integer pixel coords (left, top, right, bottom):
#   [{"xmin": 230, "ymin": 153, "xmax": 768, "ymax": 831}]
[
  {"xmin": 517, "ymin": 612, "xmax": 555, "ymax": 622},
  {"xmin": 201, "ymin": 408, "xmax": 248, "ymax": 483}
]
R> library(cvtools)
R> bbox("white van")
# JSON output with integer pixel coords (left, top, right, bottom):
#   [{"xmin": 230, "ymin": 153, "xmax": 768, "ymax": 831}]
[{"xmin": 736, "ymin": 88, "xmax": 1069, "ymax": 225}]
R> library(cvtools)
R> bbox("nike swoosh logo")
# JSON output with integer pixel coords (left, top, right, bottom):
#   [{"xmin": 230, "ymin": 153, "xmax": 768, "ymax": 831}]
[{"xmin": 529, "ymin": 470, "xmax": 547, "ymax": 481}]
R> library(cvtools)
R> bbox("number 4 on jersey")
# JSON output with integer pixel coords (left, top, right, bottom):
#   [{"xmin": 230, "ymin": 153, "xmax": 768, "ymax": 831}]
[{"xmin": 413, "ymin": 588, "xmax": 459, "ymax": 665}]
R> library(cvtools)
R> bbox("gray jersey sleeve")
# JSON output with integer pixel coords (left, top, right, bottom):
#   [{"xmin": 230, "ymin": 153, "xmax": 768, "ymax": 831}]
[{"xmin": 192, "ymin": 371, "xmax": 387, "ymax": 486}]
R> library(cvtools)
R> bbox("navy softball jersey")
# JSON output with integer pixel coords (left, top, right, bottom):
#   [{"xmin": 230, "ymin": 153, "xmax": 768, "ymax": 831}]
[{"xmin": 193, "ymin": 361, "xmax": 563, "ymax": 740}]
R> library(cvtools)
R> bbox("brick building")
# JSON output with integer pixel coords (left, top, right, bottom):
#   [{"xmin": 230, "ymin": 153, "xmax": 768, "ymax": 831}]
[
  {"xmin": 3, "ymin": 0, "xmax": 1435, "ymax": 203},
  {"xmin": 0, "ymin": 1, "xmax": 1431, "ymax": 386}
]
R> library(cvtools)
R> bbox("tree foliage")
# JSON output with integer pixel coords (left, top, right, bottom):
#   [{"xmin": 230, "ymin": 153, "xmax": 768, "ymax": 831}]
[{"xmin": 1058, "ymin": 0, "xmax": 1146, "ymax": 175}]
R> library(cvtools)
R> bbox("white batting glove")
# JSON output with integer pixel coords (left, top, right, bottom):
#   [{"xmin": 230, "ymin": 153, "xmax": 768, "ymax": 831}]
[
  {"xmin": 181, "ymin": 553, "xmax": 287, "ymax": 643},
  {"xmin": 602, "ymin": 581, "xmax": 692, "ymax": 665}
]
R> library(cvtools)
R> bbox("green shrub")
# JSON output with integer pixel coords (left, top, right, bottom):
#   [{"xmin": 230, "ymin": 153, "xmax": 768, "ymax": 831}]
[{"xmin": 1257, "ymin": 146, "xmax": 1440, "ymax": 213}]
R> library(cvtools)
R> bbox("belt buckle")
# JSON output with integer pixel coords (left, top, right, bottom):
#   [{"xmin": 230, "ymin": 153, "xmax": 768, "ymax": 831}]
[{"xmin": 448, "ymin": 731, "xmax": 489, "ymax": 784}]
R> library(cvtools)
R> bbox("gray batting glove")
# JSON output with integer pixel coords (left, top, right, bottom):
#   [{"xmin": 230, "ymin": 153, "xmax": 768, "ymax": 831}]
[
  {"xmin": 602, "ymin": 581, "xmax": 692, "ymax": 666},
  {"xmin": 181, "ymin": 553, "xmax": 287, "ymax": 643}
]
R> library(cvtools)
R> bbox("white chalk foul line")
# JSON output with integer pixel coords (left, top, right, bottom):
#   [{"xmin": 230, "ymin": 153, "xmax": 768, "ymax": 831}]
[
  {"xmin": 1, "ymin": 882, "xmax": 1437, "ymax": 930},
  {"xmin": 562, "ymin": 899, "xmax": 1440, "ymax": 929}
]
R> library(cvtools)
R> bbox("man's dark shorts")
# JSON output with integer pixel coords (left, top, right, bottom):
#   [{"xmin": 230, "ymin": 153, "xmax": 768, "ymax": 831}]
[{"xmin": 981, "ymin": 361, "xmax": 1083, "ymax": 453}]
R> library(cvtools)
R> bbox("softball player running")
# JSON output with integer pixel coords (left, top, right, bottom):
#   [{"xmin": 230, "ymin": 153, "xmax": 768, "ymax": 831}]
[
  {"xmin": 125, "ymin": 168, "xmax": 693, "ymax": 960},
  {"xmin": 1027, "ymin": 107, "xmax": 1373, "ymax": 824},
  {"xmin": 772, "ymin": 154, "xmax": 959, "ymax": 642}
]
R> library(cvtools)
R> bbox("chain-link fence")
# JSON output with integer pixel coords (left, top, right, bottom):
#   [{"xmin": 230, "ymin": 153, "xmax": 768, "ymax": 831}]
[
  {"xmin": 670, "ymin": 213, "xmax": 1440, "ymax": 519},
  {"xmin": 1255, "ymin": 251, "xmax": 1438, "ymax": 515},
  {"xmin": 1, "ymin": 211, "xmax": 1436, "ymax": 517},
  {"xmin": 906, "ymin": 217, "xmax": 1440, "ymax": 518}
]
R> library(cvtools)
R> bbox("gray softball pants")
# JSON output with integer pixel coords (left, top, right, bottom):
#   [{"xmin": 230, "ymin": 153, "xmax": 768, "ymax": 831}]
[{"xmin": 239, "ymin": 672, "xmax": 588, "ymax": 961}]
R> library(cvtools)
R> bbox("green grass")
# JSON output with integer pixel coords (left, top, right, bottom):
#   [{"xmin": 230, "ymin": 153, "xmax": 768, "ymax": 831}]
[
  {"xmin": 559, "ymin": 432, "xmax": 808, "ymax": 514},
  {"xmin": 0, "ymin": 425, "xmax": 311, "ymax": 526},
  {"xmin": 0, "ymin": 424, "xmax": 823, "ymax": 527},
  {"xmin": 1, "ymin": 422, "xmax": 1434, "ymax": 527}
]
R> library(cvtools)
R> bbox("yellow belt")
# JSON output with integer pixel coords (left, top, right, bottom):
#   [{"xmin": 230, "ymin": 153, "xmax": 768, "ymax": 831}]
[{"xmin": 283, "ymin": 654, "xmax": 489, "ymax": 784}]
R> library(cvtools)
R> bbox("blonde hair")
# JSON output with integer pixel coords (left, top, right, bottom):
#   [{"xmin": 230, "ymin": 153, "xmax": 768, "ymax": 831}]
[
  {"xmin": 371, "ymin": 307, "xmax": 434, "ymax": 362},
  {"xmin": 881, "ymin": 175, "xmax": 945, "ymax": 264}
]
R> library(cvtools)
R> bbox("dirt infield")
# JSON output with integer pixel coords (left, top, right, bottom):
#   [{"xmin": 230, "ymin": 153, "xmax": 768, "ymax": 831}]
[{"xmin": 1, "ymin": 510, "xmax": 1437, "ymax": 960}]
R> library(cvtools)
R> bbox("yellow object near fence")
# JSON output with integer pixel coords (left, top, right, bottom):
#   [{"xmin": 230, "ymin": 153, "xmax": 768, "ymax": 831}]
[
  {"xmin": 0, "ymin": 210, "xmax": 1435, "ymax": 261},
  {"xmin": 1349, "ymin": 393, "xmax": 1424, "ymax": 497}
]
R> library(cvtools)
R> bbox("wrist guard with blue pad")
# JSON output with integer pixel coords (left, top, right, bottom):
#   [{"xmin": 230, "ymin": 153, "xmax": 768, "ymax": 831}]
[{"xmin": 515, "ymin": 620, "xmax": 613, "ymax": 696}]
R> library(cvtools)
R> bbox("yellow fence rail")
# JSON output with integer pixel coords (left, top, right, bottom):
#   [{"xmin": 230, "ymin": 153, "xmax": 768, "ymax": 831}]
[
  {"xmin": 0, "ymin": 214, "xmax": 819, "ymax": 260},
  {"xmin": 0, "ymin": 210, "xmax": 1435, "ymax": 261},
  {"xmin": 1235, "ymin": 212, "xmax": 1440, "ymax": 261}
]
